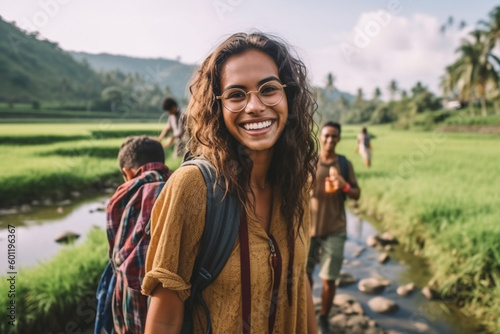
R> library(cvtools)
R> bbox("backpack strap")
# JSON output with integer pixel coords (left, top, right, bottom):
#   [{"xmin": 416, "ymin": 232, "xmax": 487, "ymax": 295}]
[
  {"xmin": 240, "ymin": 214, "xmax": 251, "ymax": 334},
  {"xmin": 180, "ymin": 157, "xmax": 241, "ymax": 334}
]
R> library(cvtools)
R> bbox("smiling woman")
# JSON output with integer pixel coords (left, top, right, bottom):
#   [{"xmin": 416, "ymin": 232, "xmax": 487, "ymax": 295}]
[
  {"xmin": 220, "ymin": 49, "xmax": 289, "ymax": 152},
  {"xmin": 141, "ymin": 32, "xmax": 319, "ymax": 334}
]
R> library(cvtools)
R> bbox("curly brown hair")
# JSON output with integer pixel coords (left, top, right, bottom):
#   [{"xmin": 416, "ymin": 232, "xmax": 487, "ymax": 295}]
[{"xmin": 186, "ymin": 32, "xmax": 318, "ymax": 240}]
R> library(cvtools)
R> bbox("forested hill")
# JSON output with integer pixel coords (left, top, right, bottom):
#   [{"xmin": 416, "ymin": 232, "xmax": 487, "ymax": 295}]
[
  {"xmin": 70, "ymin": 52, "xmax": 196, "ymax": 98},
  {"xmin": 0, "ymin": 16, "xmax": 102, "ymax": 102}
]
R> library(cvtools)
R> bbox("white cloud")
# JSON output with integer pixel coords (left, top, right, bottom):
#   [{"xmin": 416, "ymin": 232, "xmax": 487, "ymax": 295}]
[{"xmin": 309, "ymin": 11, "xmax": 472, "ymax": 98}]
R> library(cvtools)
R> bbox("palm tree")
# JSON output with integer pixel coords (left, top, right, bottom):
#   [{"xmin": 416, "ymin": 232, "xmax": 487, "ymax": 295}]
[
  {"xmin": 325, "ymin": 73, "xmax": 336, "ymax": 91},
  {"xmin": 440, "ymin": 65, "xmax": 458, "ymax": 100},
  {"xmin": 444, "ymin": 30, "xmax": 500, "ymax": 116},
  {"xmin": 479, "ymin": 6, "xmax": 500, "ymax": 49},
  {"xmin": 337, "ymin": 94, "xmax": 350, "ymax": 116},
  {"xmin": 373, "ymin": 87, "xmax": 382, "ymax": 102},
  {"xmin": 401, "ymin": 90, "xmax": 408, "ymax": 100},
  {"xmin": 447, "ymin": 16, "xmax": 454, "ymax": 27},
  {"xmin": 354, "ymin": 88, "xmax": 364, "ymax": 106},
  {"xmin": 411, "ymin": 81, "xmax": 425, "ymax": 97},
  {"xmin": 388, "ymin": 79, "xmax": 399, "ymax": 101}
]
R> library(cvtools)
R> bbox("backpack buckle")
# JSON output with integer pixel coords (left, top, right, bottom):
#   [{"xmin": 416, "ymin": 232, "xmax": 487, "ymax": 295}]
[{"xmin": 199, "ymin": 267, "xmax": 212, "ymax": 281}]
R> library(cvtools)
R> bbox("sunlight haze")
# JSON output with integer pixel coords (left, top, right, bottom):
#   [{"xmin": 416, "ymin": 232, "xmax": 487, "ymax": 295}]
[{"xmin": 1, "ymin": 0, "xmax": 498, "ymax": 96}]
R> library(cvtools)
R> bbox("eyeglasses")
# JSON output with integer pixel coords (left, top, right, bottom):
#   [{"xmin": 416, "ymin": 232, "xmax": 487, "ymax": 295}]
[{"xmin": 216, "ymin": 81, "xmax": 287, "ymax": 113}]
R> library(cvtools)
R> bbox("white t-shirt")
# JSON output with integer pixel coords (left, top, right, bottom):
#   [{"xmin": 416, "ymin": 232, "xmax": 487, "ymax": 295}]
[{"xmin": 168, "ymin": 112, "xmax": 184, "ymax": 138}]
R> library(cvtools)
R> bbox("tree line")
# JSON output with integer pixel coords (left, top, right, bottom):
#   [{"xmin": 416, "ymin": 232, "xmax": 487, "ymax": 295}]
[{"xmin": 317, "ymin": 5, "xmax": 500, "ymax": 127}]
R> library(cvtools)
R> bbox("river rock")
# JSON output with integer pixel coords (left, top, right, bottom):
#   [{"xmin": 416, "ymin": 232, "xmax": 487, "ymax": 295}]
[
  {"xmin": 397, "ymin": 283, "xmax": 415, "ymax": 296},
  {"xmin": 365, "ymin": 327, "xmax": 385, "ymax": 334},
  {"xmin": 413, "ymin": 321, "xmax": 430, "ymax": 332},
  {"xmin": 350, "ymin": 301, "xmax": 364, "ymax": 315},
  {"xmin": 353, "ymin": 246, "xmax": 365, "ymax": 258},
  {"xmin": 54, "ymin": 231, "xmax": 80, "ymax": 243},
  {"xmin": 367, "ymin": 297, "xmax": 399, "ymax": 314},
  {"xmin": 0, "ymin": 208, "xmax": 18, "ymax": 215},
  {"xmin": 347, "ymin": 315, "xmax": 368, "ymax": 328},
  {"xmin": 370, "ymin": 271, "xmax": 391, "ymax": 286},
  {"xmin": 334, "ymin": 293, "xmax": 356, "ymax": 307},
  {"xmin": 378, "ymin": 232, "xmax": 399, "ymax": 245},
  {"xmin": 378, "ymin": 253, "xmax": 390, "ymax": 264},
  {"xmin": 349, "ymin": 324, "xmax": 365, "ymax": 334},
  {"xmin": 422, "ymin": 286, "xmax": 438, "ymax": 300},
  {"xmin": 358, "ymin": 278, "xmax": 386, "ymax": 294},
  {"xmin": 330, "ymin": 313, "xmax": 348, "ymax": 328},
  {"xmin": 333, "ymin": 294, "xmax": 365, "ymax": 317},
  {"xmin": 344, "ymin": 301, "xmax": 364, "ymax": 316},
  {"xmin": 61, "ymin": 199, "xmax": 73, "ymax": 206},
  {"xmin": 337, "ymin": 272, "xmax": 357, "ymax": 287},
  {"xmin": 42, "ymin": 198, "xmax": 53, "ymax": 206},
  {"xmin": 366, "ymin": 235, "xmax": 378, "ymax": 247},
  {"xmin": 350, "ymin": 260, "xmax": 363, "ymax": 267},
  {"xmin": 70, "ymin": 191, "xmax": 81, "ymax": 198}
]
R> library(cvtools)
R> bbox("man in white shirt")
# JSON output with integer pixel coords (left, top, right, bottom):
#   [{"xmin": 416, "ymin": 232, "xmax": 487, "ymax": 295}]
[{"xmin": 158, "ymin": 97, "xmax": 185, "ymax": 158}]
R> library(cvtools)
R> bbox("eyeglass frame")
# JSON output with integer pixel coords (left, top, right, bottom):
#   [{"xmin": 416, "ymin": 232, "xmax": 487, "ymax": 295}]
[{"xmin": 216, "ymin": 82, "xmax": 288, "ymax": 113}]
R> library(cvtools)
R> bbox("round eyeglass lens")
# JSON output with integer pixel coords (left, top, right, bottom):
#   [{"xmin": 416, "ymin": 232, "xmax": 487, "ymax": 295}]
[{"xmin": 221, "ymin": 82, "xmax": 285, "ymax": 112}]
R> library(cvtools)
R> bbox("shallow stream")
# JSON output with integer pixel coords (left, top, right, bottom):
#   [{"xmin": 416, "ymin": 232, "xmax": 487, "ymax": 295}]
[{"xmin": 0, "ymin": 196, "xmax": 478, "ymax": 333}]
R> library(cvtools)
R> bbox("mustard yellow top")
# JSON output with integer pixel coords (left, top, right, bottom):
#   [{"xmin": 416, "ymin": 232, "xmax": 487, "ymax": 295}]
[{"xmin": 141, "ymin": 166, "xmax": 310, "ymax": 333}]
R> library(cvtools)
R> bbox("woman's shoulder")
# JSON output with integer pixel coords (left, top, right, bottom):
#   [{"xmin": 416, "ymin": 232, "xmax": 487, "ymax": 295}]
[
  {"xmin": 172, "ymin": 165, "xmax": 203, "ymax": 180},
  {"xmin": 164, "ymin": 165, "xmax": 206, "ymax": 196}
]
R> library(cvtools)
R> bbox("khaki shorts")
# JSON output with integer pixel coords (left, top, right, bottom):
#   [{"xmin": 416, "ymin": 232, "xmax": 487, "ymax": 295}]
[{"xmin": 307, "ymin": 231, "xmax": 347, "ymax": 281}]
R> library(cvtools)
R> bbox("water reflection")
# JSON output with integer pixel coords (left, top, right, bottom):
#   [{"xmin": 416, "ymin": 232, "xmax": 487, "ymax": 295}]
[{"xmin": 0, "ymin": 196, "xmax": 109, "ymax": 271}]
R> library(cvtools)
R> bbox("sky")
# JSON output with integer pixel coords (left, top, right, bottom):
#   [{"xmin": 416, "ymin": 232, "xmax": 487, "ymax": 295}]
[{"xmin": 1, "ymin": 0, "xmax": 499, "ymax": 98}]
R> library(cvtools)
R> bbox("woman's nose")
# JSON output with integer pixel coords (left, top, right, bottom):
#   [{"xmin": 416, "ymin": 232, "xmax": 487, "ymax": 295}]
[{"xmin": 244, "ymin": 91, "xmax": 265, "ymax": 113}]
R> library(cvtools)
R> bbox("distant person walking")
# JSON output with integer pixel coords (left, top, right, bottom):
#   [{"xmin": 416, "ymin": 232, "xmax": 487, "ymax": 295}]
[
  {"xmin": 158, "ymin": 97, "xmax": 186, "ymax": 158},
  {"xmin": 356, "ymin": 127, "xmax": 372, "ymax": 167},
  {"xmin": 307, "ymin": 122, "xmax": 360, "ymax": 334}
]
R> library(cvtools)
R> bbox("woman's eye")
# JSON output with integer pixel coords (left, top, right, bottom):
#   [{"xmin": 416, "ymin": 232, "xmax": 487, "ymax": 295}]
[
  {"xmin": 226, "ymin": 91, "xmax": 246, "ymax": 100},
  {"xmin": 260, "ymin": 85, "xmax": 279, "ymax": 95}
]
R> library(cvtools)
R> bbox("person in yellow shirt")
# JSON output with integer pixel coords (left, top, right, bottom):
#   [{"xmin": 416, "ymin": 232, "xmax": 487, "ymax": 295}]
[{"xmin": 142, "ymin": 32, "xmax": 318, "ymax": 333}]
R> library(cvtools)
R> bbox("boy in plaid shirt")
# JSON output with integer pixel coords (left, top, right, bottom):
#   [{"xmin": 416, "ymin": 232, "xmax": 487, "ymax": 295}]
[{"xmin": 95, "ymin": 136, "xmax": 172, "ymax": 334}]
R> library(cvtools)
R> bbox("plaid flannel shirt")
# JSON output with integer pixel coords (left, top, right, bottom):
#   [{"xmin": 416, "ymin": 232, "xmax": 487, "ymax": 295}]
[{"xmin": 97, "ymin": 162, "xmax": 171, "ymax": 334}]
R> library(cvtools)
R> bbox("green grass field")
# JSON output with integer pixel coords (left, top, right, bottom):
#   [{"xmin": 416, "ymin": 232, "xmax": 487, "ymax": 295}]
[
  {"xmin": 0, "ymin": 103, "xmax": 164, "ymax": 123},
  {"xmin": 0, "ymin": 123, "xmax": 182, "ymax": 207},
  {"xmin": 0, "ymin": 122, "xmax": 499, "ymax": 331},
  {"xmin": 338, "ymin": 125, "xmax": 500, "ymax": 330}
]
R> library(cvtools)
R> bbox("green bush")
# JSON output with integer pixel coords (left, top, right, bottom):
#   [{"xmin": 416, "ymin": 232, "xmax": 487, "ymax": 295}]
[{"xmin": 445, "ymin": 113, "xmax": 500, "ymax": 126}]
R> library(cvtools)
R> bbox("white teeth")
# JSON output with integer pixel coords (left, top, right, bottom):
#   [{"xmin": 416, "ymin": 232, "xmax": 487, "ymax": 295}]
[{"xmin": 243, "ymin": 120, "xmax": 272, "ymax": 130}]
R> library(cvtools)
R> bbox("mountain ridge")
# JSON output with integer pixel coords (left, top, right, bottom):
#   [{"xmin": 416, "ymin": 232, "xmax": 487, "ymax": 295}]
[{"xmin": 69, "ymin": 51, "xmax": 197, "ymax": 98}]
